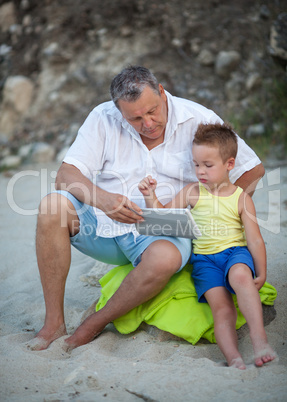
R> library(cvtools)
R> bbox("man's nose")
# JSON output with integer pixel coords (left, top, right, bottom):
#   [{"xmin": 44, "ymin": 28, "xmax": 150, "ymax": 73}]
[{"xmin": 142, "ymin": 116, "xmax": 152, "ymax": 128}]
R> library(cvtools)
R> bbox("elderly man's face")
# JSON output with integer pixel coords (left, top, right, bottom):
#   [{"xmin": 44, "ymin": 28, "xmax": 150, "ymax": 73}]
[{"xmin": 118, "ymin": 84, "xmax": 168, "ymax": 146}]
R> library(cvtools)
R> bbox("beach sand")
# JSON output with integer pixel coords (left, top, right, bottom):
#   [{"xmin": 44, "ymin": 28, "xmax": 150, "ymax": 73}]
[{"xmin": 0, "ymin": 162, "xmax": 286, "ymax": 401}]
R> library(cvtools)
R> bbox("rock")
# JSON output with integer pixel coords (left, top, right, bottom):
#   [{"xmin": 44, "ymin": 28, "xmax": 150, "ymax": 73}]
[
  {"xmin": 196, "ymin": 89, "xmax": 215, "ymax": 102},
  {"xmin": 2, "ymin": 76, "xmax": 34, "ymax": 114},
  {"xmin": 215, "ymin": 50, "xmax": 241, "ymax": 78},
  {"xmin": 0, "ymin": 76, "xmax": 35, "ymax": 139},
  {"xmin": 246, "ymin": 72, "xmax": 262, "ymax": 91},
  {"xmin": 42, "ymin": 42, "xmax": 59, "ymax": 58},
  {"xmin": 18, "ymin": 144, "xmax": 33, "ymax": 159},
  {"xmin": 0, "ymin": 44, "xmax": 12, "ymax": 56},
  {"xmin": 197, "ymin": 49, "xmax": 215, "ymax": 66},
  {"xmin": 190, "ymin": 38, "xmax": 201, "ymax": 54},
  {"xmin": 246, "ymin": 123, "xmax": 265, "ymax": 138},
  {"xmin": 30, "ymin": 142, "xmax": 55, "ymax": 163},
  {"xmin": 0, "ymin": 2, "xmax": 16, "ymax": 32},
  {"xmin": 269, "ymin": 12, "xmax": 287, "ymax": 64},
  {"xmin": 260, "ymin": 5, "xmax": 271, "ymax": 20},
  {"xmin": 0, "ymin": 155, "xmax": 22, "ymax": 170},
  {"xmin": 171, "ymin": 38, "xmax": 184, "ymax": 48},
  {"xmin": 225, "ymin": 74, "xmax": 245, "ymax": 101},
  {"xmin": 120, "ymin": 25, "xmax": 133, "ymax": 37},
  {"xmin": 22, "ymin": 14, "xmax": 32, "ymax": 27},
  {"xmin": 42, "ymin": 42, "xmax": 72, "ymax": 63},
  {"xmin": 0, "ymin": 108, "xmax": 19, "ymax": 140}
]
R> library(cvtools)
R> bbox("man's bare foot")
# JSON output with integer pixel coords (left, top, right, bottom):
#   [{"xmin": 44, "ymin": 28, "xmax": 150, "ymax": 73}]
[
  {"xmin": 229, "ymin": 357, "xmax": 246, "ymax": 370},
  {"xmin": 64, "ymin": 313, "xmax": 104, "ymax": 352},
  {"xmin": 26, "ymin": 323, "xmax": 67, "ymax": 351}
]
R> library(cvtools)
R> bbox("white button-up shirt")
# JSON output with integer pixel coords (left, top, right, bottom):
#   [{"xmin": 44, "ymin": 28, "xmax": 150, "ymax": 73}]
[{"xmin": 64, "ymin": 91, "xmax": 261, "ymax": 237}]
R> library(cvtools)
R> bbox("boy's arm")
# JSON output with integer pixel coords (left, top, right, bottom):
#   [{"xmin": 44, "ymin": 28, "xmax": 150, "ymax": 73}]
[
  {"xmin": 239, "ymin": 192, "xmax": 267, "ymax": 290},
  {"xmin": 138, "ymin": 176, "xmax": 198, "ymax": 209},
  {"xmin": 138, "ymin": 176, "xmax": 163, "ymax": 208}
]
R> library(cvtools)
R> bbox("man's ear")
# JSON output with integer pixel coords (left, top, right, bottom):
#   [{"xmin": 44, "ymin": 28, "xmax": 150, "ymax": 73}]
[
  {"xmin": 227, "ymin": 157, "xmax": 235, "ymax": 171},
  {"xmin": 159, "ymin": 84, "xmax": 167, "ymax": 101}
]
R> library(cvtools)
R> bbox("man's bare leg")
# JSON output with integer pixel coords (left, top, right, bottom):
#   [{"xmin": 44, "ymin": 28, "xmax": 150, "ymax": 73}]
[
  {"xmin": 229, "ymin": 264, "xmax": 276, "ymax": 367},
  {"xmin": 27, "ymin": 193, "xmax": 80, "ymax": 350},
  {"xmin": 64, "ymin": 240, "xmax": 182, "ymax": 350}
]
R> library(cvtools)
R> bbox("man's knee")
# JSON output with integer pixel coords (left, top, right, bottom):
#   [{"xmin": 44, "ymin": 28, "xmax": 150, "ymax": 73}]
[
  {"xmin": 38, "ymin": 193, "xmax": 79, "ymax": 235},
  {"xmin": 142, "ymin": 240, "xmax": 182, "ymax": 277}
]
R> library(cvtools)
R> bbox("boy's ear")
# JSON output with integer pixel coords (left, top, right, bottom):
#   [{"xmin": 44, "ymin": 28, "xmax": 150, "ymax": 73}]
[{"xmin": 226, "ymin": 157, "xmax": 235, "ymax": 171}]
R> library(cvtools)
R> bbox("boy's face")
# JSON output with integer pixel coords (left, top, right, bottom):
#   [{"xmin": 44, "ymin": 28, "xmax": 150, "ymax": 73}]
[{"xmin": 192, "ymin": 144, "xmax": 235, "ymax": 189}]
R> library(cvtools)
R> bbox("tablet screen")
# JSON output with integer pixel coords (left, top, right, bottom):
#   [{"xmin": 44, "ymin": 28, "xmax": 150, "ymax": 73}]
[{"xmin": 135, "ymin": 208, "xmax": 201, "ymax": 239}]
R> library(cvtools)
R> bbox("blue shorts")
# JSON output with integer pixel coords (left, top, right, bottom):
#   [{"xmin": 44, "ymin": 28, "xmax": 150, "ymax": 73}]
[
  {"xmin": 190, "ymin": 246, "xmax": 255, "ymax": 303},
  {"xmin": 54, "ymin": 191, "xmax": 191, "ymax": 269}
]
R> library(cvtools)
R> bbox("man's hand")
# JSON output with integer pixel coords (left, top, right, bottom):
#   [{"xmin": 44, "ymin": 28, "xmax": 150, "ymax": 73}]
[
  {"xmin": 56, "ymin": 163, "xmax": 143, "ymax": 224},
  {"xmin": 101, "ymin": 192, "xmax": 143, "ymax": 224}
]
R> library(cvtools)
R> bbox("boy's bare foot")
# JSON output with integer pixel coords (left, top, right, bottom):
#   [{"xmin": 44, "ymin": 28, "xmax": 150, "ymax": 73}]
[
  {"xmin": 229, "ymin": 357, "xmax": 246, "ymax": 370},
  {"xmin": 254, "ymin": 343, "xmax": 277, "ymax": 367},
  {"xmin": 63, "ymin": 313, "xmax": 104, "ymax": 352},
  {"xmin": 26, "ymin": 323, "xmax": 67, "ymax": 351},
  {"xmin": 251, "ymin": 335, "xmax": 276, "ymax": 367}
]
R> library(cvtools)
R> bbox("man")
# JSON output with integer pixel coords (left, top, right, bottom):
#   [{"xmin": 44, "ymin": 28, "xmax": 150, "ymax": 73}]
[{"xmin": 29, "ymin": 66, "xmax": 264, "ymax": 351}]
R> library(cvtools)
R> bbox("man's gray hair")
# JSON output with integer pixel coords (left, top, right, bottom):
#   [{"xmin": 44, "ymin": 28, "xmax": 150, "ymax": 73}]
[{"xmin": 110, "ymin": 65, "xmax": 160, "ymax": 109}]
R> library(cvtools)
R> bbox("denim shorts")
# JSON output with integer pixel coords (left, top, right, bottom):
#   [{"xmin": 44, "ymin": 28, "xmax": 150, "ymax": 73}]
[
  {"xmin": 190, "ymin": 246, "xmax": 255, "ymax": 303},
  {"xmin": 54, "ymin": 191, "xmax": 191, "ymax": 269}
]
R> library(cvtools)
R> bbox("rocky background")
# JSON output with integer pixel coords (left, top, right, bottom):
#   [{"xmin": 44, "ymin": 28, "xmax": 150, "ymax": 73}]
[{"xmin": 0, "ymin": 0, "xmax": 286, "ymax": 170}]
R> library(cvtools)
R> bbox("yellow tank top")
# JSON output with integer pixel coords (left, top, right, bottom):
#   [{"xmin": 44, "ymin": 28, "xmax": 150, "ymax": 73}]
[{"xmin": 191, "ymin": 183, "xmax": 247, "ymax": 254}]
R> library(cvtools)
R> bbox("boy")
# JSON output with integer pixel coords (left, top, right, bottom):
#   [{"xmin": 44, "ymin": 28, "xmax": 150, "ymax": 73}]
[{"xmin": 138, "ymin": 123, "xmax": 276, "ymax": 369}]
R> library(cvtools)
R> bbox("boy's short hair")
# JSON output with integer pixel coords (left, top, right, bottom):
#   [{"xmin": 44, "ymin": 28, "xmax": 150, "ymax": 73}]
[{"xmin": 193, "ymin": 123, "xmax": 238, "ymax": 162}]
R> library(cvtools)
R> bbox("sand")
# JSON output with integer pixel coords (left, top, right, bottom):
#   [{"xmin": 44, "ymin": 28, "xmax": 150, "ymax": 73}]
[{"xmin": 0, "ymin": 161, "xmax": 287, "ymax": 402}]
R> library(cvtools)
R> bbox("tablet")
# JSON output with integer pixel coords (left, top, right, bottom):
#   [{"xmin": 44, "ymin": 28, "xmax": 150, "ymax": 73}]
[{"xmin": 135, "ymin": 208, "xmax": 202, "ymax": 239}]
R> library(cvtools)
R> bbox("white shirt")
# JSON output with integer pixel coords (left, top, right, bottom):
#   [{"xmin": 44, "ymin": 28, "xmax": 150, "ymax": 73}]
[{"xmin": 63, "ymin": 91, "xmax": 261, "ymax": 237}]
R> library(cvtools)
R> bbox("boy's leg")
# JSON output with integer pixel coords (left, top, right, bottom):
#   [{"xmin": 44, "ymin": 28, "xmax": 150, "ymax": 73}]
[
  {"xmin": 228, "ymin": 263, "xmax": 276, "ymax": 366},
  {"xmin": 204, "ymin": 287, "xmax": 246, "ymax": 369}
]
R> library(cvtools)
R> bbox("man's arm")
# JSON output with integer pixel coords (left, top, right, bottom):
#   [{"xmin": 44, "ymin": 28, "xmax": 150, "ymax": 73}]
[
  {"xmin": 234, "ymin": 163, "xmax": 265, "ymax": 196},
  {"xmin": 55, "ymin": 162, "xmax": 143, "ymax": 223}
]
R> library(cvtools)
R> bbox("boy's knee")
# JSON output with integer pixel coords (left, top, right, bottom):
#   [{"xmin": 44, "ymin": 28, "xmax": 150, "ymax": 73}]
[{"xmin": 229, "ymin": 264, "xmax": 253, "ymax": 287}]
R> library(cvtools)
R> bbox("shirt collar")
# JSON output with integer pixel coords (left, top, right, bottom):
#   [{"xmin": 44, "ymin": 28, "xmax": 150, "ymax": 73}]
[{"xmin": 164, "ymin": 91, "xmax": 195, "ymax": 141}]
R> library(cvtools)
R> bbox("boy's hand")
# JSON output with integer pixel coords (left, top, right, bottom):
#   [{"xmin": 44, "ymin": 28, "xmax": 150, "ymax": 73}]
[
  {"xmin": 253, "ymin": 275, "xmax": 266, "ymax": 291},
  {"xmin": 138, "ymin": 175, "xmax": 157, "ymax": 197}
]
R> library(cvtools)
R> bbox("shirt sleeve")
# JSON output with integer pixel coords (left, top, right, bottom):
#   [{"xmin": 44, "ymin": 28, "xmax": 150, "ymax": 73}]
[
  {"xmin": 63, "ymin": 109, "xmax": 107, "ymax": 182},
  {"xmin": 230, "ymin": 135, "xmax": 261, "ymax": 183}
]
